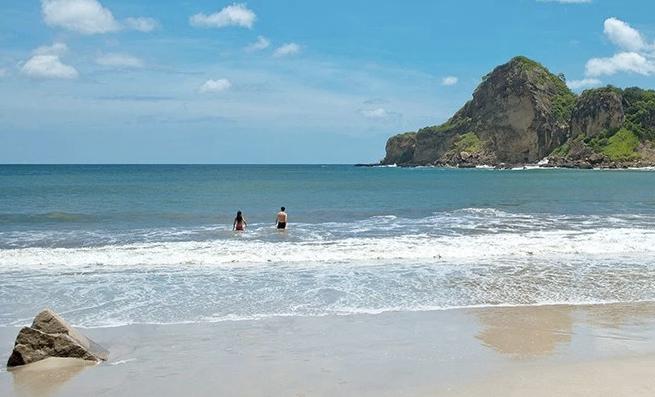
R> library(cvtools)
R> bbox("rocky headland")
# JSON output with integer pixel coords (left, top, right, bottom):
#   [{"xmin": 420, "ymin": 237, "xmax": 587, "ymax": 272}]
[{"xmin": 380, "ymin": 56, "xmax": 655, "ymax": 168}]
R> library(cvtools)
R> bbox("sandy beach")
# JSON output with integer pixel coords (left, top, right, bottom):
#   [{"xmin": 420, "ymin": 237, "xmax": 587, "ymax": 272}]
[{"xmin": 1, "ymin": 302, "xmax": 654, "ymax": 396}]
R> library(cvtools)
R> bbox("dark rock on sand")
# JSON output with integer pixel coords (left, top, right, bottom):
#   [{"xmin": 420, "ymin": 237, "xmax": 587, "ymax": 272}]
[{"xmin": 7, "ymin": 309, "xmax": 108, "ymax": 367}]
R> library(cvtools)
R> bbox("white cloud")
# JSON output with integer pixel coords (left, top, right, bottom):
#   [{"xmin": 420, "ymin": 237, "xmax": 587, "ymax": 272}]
[
  {"xmin": 579, "ymin": 18, "xmax": 655, "ymax": 79},
  {"xmin": 566, "ymin": 78, "xmax": 602, "ymax": 90},
  {"xmin": 199, "ymin": 79, "xmax": 232, "ymax": 93},
  {"xmin": 41, "ymin": 0, "xmax": 158, "ymax": 34},
  {"xmin": 586, "ymin": 52, "xmax": 655, "ymax": 77},
  {"xmin": 273, "ymin": 43, "xmax": 301, "ymax": 58},
  {"xmin": 21, "ymin": 42, "xmax": 78, "ymax": 79},
  {"xmin": 360, "ymin": 108, "xmax": 389, "ymax": 119},
  {"xmin": 441, "ymin": 76, "xmax": 458, "ymax": 86},
  {"xmin": 34, "ymin": 42, "xmax": 69, "ymax": 56},
  {"xmin": 245, "ymin": 36, "xmax": 270, "ymax": 52},
  {"xmin": 125, "ymin": 17, "xmax": 158, "ymax": 32},
  {"xmin": 21, "ymin": 55, "xmax": 78, "ymax": 79},
  {"xmin": 96, "ymin": 53, "xmax": 144, "ymax": 68},
  {"xmin": 603, "ymin": 17, "xmax": 646, "ymax": 52},
  {"xmin": 190, "ymin": 3, "xmax": 255, "ymax": 29},
  {"xmin": 41, "ymin": 0, "xmax": 120, "ymax": 34}
]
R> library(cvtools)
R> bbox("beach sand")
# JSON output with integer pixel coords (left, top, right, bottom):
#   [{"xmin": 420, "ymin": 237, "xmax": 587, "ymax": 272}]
[{"xmin": 1, "ymin": 303, "xmax": 654, "ymax": 396}]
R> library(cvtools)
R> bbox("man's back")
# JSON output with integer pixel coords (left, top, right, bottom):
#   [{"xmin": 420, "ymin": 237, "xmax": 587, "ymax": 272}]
[
  {"xmin": 276, "ymin": 207, "xmax": 288, "ymax": 229},
  {"xmin": 277, "ymin": 211, "xmax": 287, "ymax": 223}
]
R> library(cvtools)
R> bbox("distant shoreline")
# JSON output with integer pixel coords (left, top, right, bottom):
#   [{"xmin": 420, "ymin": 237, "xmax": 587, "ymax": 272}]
[{"xmin": 356, "ymin": 162, "xmax": 655, "ymax": 170}]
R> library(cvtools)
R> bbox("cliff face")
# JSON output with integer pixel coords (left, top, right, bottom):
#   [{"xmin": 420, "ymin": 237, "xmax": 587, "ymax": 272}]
[
  {"xmin": 383, "ymin": 56, "xmax": 574, "ymax": 166},
  {"xmin": 570, "ymin": 88, "xmax": 624, "ymax": 139},
  {"xmin": 550, "ymin": 87, "xmax": 655, "ymax": 167},
  {"xmin": 381, "ymin": 56, "xmax": 655, "ymax": 168},
  {"xmin": 382, "ymin": 132, "xmax": 417, "ymax": 165}
]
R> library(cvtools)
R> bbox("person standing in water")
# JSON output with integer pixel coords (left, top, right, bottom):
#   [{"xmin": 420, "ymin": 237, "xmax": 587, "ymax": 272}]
[
  {"xmin": 233, "ymin": 210, "xmax": 247, "ymax": 231},
  {"xmin": 276, "ymin": 207, "xmax": 287, "ymax": 230}
]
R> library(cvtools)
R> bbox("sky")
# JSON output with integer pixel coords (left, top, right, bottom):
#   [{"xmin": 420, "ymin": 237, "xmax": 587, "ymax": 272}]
[{"xmin": 1, "ymin": 0, "xmax": 655, "ymax": 164}]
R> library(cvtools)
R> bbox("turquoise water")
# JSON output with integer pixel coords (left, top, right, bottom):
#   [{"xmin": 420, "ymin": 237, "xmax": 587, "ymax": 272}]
[{"xmin": 1, "ymin": 165, "xmax": 655, "ymax": 327}]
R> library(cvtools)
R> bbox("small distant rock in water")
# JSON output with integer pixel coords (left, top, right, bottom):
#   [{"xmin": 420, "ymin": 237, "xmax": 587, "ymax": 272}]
[{"xmin": 6, "ymin": 309, "xmax": 108, "ymax": 368}]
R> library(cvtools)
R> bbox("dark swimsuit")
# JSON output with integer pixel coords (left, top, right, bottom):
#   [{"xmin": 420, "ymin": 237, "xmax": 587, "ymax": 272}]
[{"xmin": 277, "ymin": 222, "xmax": 286, "ymax": 229}]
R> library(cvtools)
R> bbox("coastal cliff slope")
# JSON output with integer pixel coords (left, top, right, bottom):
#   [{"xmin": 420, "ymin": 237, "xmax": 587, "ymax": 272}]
[{"xmin": 382, "ymin": 56, "xmax": 655, "ymax": 168}]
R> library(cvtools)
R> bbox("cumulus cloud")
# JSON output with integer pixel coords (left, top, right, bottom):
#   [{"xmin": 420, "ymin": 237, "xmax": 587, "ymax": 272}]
[
  {"xmin": 21, "ymin": 45, "xmax": 78, "ymax": 80},
  {"xmin": 199, "ymin": 79, "xmax": 232, "ymax": 93},
  {"xmin": 34, "ymin": 42, "xmax": 69, "ymax": 56},
  {"xmin": 190, "ymin": 3, "xmax": 255, "ymax": 29},
  {"xmin": 21, "ymin": 42, "xmax": 78, "ymax": 79},
  {"xmin": 41, "ymin": 0, "xmax": 158, "ymax": 34},
  {"xmin": 42, "ymin": 0, "xmax": 120, "ymax": 34},
  {"xmin": 245, "ymin": 36, "xmax": 270, "ymax": 52},
  {"xmin": 566, "ymin": 78, "xmax": 602, "ymax": 90},
  {"xmin": 441, "ymin": 76, "xmax": 458, "ymax": 86},
  {"xmin": 603, "ymin": 17, "xmax": 646, "ymax": 52},
  {"xmin": 576, "ymin": 18, "xmax": 655, "ymax": 80},
  {"xmin": 125, "ymin": 17, "xmax": 159, "ymax": 32},
  {"xmin": 586, "ymin": 52, "xmax": 655, "ymax": 77},
  {"xmin": 22, "ymin": 56, "xmax": 78, "ymax": 79},
  {"xmin": 273, "ymin": 43, "xmax": 301, "ymax": 58},
  {"xmin": 96, "ymin": 53, "xmax": 145, "ymax": 68}
]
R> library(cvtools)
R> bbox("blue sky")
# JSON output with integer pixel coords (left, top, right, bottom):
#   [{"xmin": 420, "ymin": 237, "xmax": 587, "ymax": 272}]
[{"xmin": 1, "ymin": 0, "xmax": 655, "ymax": 163}]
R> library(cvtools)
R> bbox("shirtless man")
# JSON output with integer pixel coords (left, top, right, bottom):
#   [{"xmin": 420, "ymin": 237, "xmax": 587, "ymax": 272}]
[{"xmin": 276, "ymin": 207, "xmax": 288, "ymax": 230}]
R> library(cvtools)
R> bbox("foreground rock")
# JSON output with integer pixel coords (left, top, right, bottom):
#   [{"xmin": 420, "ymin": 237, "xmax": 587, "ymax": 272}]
[{"xmin": 7, "ymin": 309, "xmax": 108, "ymax": 367}]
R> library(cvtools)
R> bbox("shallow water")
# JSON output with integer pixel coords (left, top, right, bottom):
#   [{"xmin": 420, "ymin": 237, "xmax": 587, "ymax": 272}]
[{"xmin": 1, "ymin": 165, "xmax": 655, "ymax": 327}]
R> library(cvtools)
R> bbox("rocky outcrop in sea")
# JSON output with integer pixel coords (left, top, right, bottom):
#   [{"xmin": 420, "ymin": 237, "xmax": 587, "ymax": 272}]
[{"xmin": 381, "ymin": 57, "xmax": 655, "ymax": 168}]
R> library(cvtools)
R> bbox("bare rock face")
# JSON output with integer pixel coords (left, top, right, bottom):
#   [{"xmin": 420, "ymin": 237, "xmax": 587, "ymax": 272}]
[
  {"xmin": 451, "ymin": 57, "xmax": 572, "ymax": 164},
  {"xmin": 383, "ymin": 56, "xmax": 574, "ymax": 166},
  {"xmin": 412, "ymin": 127, "xmax": 460, "ymax": 164},
  {"xmin": 7, "ymin": 309, "xmax": 108, "ymax": 367},
  {"xmin": 570, "ymin": 88, "xmax": 624, "ymax": 138},
  {"xmin": 382, "ymin": 132, "xmax": 417, "ymax": 165}
]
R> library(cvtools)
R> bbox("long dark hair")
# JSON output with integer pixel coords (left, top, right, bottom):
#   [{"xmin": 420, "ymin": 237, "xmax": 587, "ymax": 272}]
[{"xmin": 235, "ymin": 211, "xmax": 243, "ymax": 222}]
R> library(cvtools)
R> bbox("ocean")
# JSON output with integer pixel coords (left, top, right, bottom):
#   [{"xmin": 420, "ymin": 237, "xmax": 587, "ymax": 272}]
[{"xmin": 1, "ymin": 164, "xmax": 655, "ymax": 328}]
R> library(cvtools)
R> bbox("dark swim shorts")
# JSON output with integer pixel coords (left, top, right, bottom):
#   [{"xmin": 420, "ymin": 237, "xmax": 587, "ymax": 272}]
[{"xmin": 277, "ymin": 222, "xmax": 287, "ymax": 229}]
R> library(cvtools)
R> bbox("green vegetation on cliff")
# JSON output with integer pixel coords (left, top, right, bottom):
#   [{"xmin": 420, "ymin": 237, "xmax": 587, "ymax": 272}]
[
  {"xmin": 418, "ymin": 117, "xmax": 472, "ymax": 135},
  {"xmin": 551, "ymin": 134, "xmax": 584, "ymax": 157},
  {"xmin": 622, "ymin": 87, "xmax": 655, "ymax": 140},
  {"xmin": 597, "ymin": 128, "xmax": 640, "ymax": 161},
  {"xmin": 552, "ymin": 91, "xmax": 576, "ymax": 123},
  {"xmin": 511, "ymin": 56, "xmax": 575, "ymax": 123},
  {"xmin": 451, "ymin": 133, "xmax": 482, "ymax": 153}
]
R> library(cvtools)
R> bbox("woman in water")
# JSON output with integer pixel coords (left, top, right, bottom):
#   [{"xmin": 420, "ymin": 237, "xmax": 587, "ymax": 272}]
[{"xmin": 233, "ymin": 210, "xmax": 247, "ymax": 231}]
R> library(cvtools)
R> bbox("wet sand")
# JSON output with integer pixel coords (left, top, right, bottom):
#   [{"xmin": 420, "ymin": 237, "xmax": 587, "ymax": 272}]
[{"xmin": 1, "ymin": 303, "xmax": 654, "ymax": 396}]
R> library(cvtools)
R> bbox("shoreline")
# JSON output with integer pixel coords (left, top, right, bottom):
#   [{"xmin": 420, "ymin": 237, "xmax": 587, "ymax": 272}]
[
  {"xmin": 4, "ymin": 299, "xmax": 655, "ymax": 330},
  {"xmin": 360, "ymin": 162, "xmax": 655, "ymax": 170},
  {"xmin": 2, "ymin": 302, "xmax": 655, "ymax": 396}
]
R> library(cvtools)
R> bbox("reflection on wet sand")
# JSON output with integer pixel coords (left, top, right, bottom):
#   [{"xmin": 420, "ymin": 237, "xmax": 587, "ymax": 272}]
[
  {"xmin": 583, "ymin": 302, "xmax": 655, "ymax": 329},
  {"xmin": 10, "ymin": 358, "xmax": 92, "ymax": 397},
  {"xmin": 471, "ymin": 305, "xmax": 573, "ymax": 358}
]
